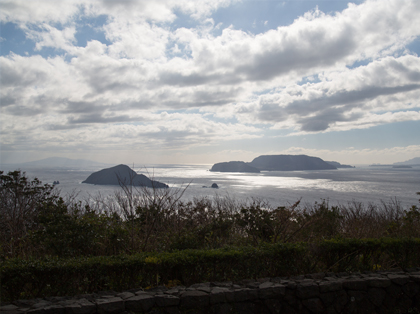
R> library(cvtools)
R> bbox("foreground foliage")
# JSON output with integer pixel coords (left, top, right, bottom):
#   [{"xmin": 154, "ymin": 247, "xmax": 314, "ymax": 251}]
[
  {"xmin": 1, "ymin": 170, "xmax": 420, "ymax": 259},
  {"xmin": 1, "ymin": 170, "xmax": 420, "ymax": 302},
  {"xmin": 2, "ymin": 238, "xmax": 420, "ymax": 302}
]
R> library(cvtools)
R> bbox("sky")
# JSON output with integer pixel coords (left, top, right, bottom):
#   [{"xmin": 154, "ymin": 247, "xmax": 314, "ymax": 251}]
[{"xmin": 1, "ymin": 0, "xmax": 420, "ymax": 166}]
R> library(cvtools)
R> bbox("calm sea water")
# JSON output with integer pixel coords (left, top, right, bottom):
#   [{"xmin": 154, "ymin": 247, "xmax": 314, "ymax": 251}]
[{"xmin": 2, "ymin": 164, "xmax": 420, "ymax": 209}]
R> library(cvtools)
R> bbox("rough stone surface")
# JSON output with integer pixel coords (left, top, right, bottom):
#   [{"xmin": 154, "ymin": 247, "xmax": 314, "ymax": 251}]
[
  {"xmin": 3, "ymin": 268, "xmax": 420, "ymax": 314},
  {"xmin": 366, "ymin": 277, "xmax": 391, "ymax": 288},
  {"xmin": 125, "ymin": 294, "xmax": 155, "ymax": 312},
  {"xmin": 319, "ymin": 280, "xmax": 342, "ymax": 292},
  {"xmin": 96, "ymin": 297, "xmax": 124, "ymax": 314},
  {"xmin": 302, "ymin": 298, "xmax": 324, "ymax": 314},
  {"xmin": 155, "ymin": 295, "xmax": 180, "ymax": 307},
  {"xmin": 342, "ymin": 278, "xmax": 367, "ymax": 290},
  {"xmin": 180, "ymin": 290, "xmax": 209, "ymax": 308},
  {"xmin": 296, "ymin": 282, "xmax": 319, "ymax": 299}
]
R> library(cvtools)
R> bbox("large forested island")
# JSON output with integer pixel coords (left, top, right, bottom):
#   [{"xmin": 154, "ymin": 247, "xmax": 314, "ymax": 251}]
[
  {"xmin": 210, "ymin": 154, "xmax": 347, "ymax": 172},
  {"xmin": 209, "ymin": 161, "xmax": 260, "ymax": 173},
  {"xmin": 82, "ymin": 164, "xmax": 168, "ymax": 188}
]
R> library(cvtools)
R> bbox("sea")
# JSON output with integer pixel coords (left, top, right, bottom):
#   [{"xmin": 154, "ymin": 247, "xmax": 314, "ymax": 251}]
[{"xmin": 2, "ymin": 163, "xmax": 420, "ymax": 209}]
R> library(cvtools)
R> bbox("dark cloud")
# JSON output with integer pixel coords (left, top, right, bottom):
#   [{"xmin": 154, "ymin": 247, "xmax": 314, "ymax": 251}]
[
  {"xmin": 156, "ymin": 86, "xmax": 242, "ymax": 109},
  {"xmin": 159, "ymin": 72, "xmax": 217, "ymax": 87},
  {"xmin": 3, "ymin": 95, "xmax": 53, "ymax": 116},
  {"xmin": 237, "ymin": 26, "xmax": 356, "ymax": 82},
  {"xmin": 285, "ymin": 84, "xmax": 420, "ymax": 116},
  {"xmin": 257, "ymin": 103, "xmax": 286, "ymax": 122},
  {"xmin": 67, "ymin": 113, "xmax": 135, "ymax": 124},
  {"xmin": 59, "ymin": 101, "xmax": 103, "ymax": 115},
  {"xmin": 252, "ymin": 82, "xmax": 420, "ymax": 132},
  {"xmin": 297, "ymin": 107, "xmax": 363, "ymax": 132},
  {"xmin": 0, "ymin": 93, "xmax": 16, "ymax": 107},
  {"xmin": 0, "ymin": 57, "xmax": 47, "ymax": 87}
]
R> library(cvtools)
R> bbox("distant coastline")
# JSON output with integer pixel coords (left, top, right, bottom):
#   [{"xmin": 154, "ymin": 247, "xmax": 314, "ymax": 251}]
[{"xmin": 210, "ymin": 154, "xmax": 354, "ymax": 173}]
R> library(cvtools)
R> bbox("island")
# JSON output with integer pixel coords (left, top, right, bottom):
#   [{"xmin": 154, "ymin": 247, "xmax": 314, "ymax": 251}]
[
  {"xmin": 326, "ymin": 161, "xmax": 355, "ymax": 168},
  {"xmin": 210, "ymin": 161, "xmax": 260, "ymax": 173},
  {"xmin": 249, "ymin": 155, "xmax": 337, "ymax": 171},
  {"xmin": 82, "ymin": 164, "xmax": 168, "ymax": 188},
  {"xmin": 210, "ymin": 154, "xmax": 338, "ymax": 173}
]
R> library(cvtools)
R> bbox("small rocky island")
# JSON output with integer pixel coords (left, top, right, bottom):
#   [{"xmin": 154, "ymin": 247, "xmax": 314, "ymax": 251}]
[
  {"xmin": 210, "ymin": 155, "xmax": 348, "ymax": 173},
  {"xmin": 82, "ymin": 164, "xmax": 168, "ymax": 188}
]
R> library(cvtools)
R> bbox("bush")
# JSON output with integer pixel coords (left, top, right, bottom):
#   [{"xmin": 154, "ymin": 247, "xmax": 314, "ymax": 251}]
[{"xmin": 2, "ymin": 238, "xmax": 420, "ymax": 302}]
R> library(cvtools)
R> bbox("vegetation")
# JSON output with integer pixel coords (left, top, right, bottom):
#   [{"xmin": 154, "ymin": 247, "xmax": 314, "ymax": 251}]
[{"xmin": 1, "ymin": 170, "xmax": 420, "ymax": 301}]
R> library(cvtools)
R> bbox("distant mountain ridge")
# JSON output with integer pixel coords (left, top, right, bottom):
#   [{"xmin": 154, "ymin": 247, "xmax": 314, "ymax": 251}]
[
  {"xmin": 82, "ymin": 164, "xmax": 168, "ymax": 188},
  {"xmin": 210, "ymin": 154, "xmax": 347, "ymax": 172},
  {"xmin": 393, "ymin": 157, "xmax": 420, "ymax": 165}
]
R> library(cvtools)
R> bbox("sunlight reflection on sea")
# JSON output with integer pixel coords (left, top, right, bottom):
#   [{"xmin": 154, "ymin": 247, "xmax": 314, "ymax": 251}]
[{"xmin": 2, "ymin": 164, "xmax": 419, "ymax": 209}]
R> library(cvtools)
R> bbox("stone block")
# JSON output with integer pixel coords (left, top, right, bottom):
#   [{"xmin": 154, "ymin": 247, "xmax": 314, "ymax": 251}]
[
  {"xmin": 302, "ymin": 298, "xmax": 325, "ymax": 314},
  {"xmin": 63, "ymin": 303, "xmax": 92, "ymax": 314},
  {"xmin": 0, "ymin": 305, "xmax": 19, "ymax": 311},
  {"xmin": 32, "ymin": 301, "xmax": 52, "ymax": 309},
  {"xmin": 224, "ymin": 290, "xmax": 235, "ymax": 303},
  {"xmin": 209, "ymin": 287, "xmax": 228, "ymax": 304},
  {"xmin": 366, "ymin": 277, "xmax": 391, "ymax": 288},
  {"xmin": 125, "ymin": 294, "xmax": 155, "ymax": 312},
  {"xmin": 234, "ymin": 302, "xmax": 257, "ymax": 314},
  {"xmin": 395, "ymin": 294, "xmax": 413, "ymax": 314},
  {"xmin": 367, "ymin": 287, "xmax": 386, "ymax": 307},
  {"xmin": 296, "ymin": 283, "xmax": 319, "ymax": 299},
  {"xmin": 281, "ymin": 303, "xmax": 299, "ymax": 314},
  {"xmin": 264, "ymin": 299, "xmax": 282, "ymax": 314},
  {"xmin": 211, "ymin": 303, "xmax": 233, "ymax": 314},
  {"xmin": 283, "ymin": 291, "xmax": 299, "ymax": 306},
  {"xmin": 233, "ymin": 289, "xmax": 249, "ymax": 302},
  {"xmin": 306, "ymin": 273, "xmax": 325, "ymax": 280},
  {"xmin": 0, "ymin": 310, "xmax": 21, "ymax": 314},
  {"xmin": 247, "ymin": 288, "xmax": 259, "ymax": 300},
  {"xmin": 343, "ymin": 278, "xmax": 367, "ymax": 290},
  {"xmin": 319, "ymin": 280, "xmax": 342, "ymax": 293},
  {"xmin": 43, "ymin": 304, "xmax": 65, "ymax": 314},
  {"xmin": 333, "ymin": 290, "xmax": 348, "ymax": 313},
  {"xmin": 385, "ymin": 283, "xmax": 403, "ymax": 298},
  {"xmin": 116, "ymin": 292, "xmax": 134, "ymax": 300},
  {"xmin": 402, "ymin": 282, "xmax": 420, "ymax": 298},
  {"xmin": 95, "ymin": 297, "xmax": 124, "ymax": 314},
  {"xmin": 163, "ymin": 306, "xmax": 181, "ymax": 314},
  {"xmin": 410, "ymin": 275, "xmax": 420, "ymax": 282},
  {"xmin": 259, "ymin": 284, "xmax": 286, "ymax": 299},
  {"xmin": 259, "ymin": 281, "xmax": 274, "ymax": 289},
  {"xmin": 387, "ymin": 274, "xmax": 409, "ymax": 285},
  {"xmin": 180, "ymin": 290, "xmax": 209, "ymax": 308},
  {"xmin": 26, "ymin": 309, "xmax": 45, "ymax": 314},
  {"xmin": 155, "ymin": 295, "xmax": 180, "ymax": 307},
  {"xmin": 197, "ymin": 287, "xmax": 212, "ymax": 293},
  {"xmin": 320, "ymin": 291, "xmax": 336, "ymax": 307}
]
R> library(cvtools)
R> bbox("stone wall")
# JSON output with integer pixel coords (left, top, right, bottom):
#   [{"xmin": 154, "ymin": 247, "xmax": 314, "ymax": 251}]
[{"xmin": 1, "ymin": 268, "xmax": 420, "ymax": 314}]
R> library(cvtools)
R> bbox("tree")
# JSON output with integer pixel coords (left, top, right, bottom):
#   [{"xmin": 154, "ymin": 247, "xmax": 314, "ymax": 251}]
[{"xmin": 0, "ymin": 170, "xmax": 57, "ymax": 258}]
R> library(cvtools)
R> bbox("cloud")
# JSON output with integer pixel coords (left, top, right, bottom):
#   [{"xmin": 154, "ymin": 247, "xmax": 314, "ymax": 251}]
[
  {"xmin": 279, "ymin": 145, "xmax": 420, "ymax": 165},
  {"xmin": 1, "ymin": 0, "xmax": 420, "ymax": 162},
  {"xmin": 237, "ymin": 55, "xmax": 420, "ymax": 133}
]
